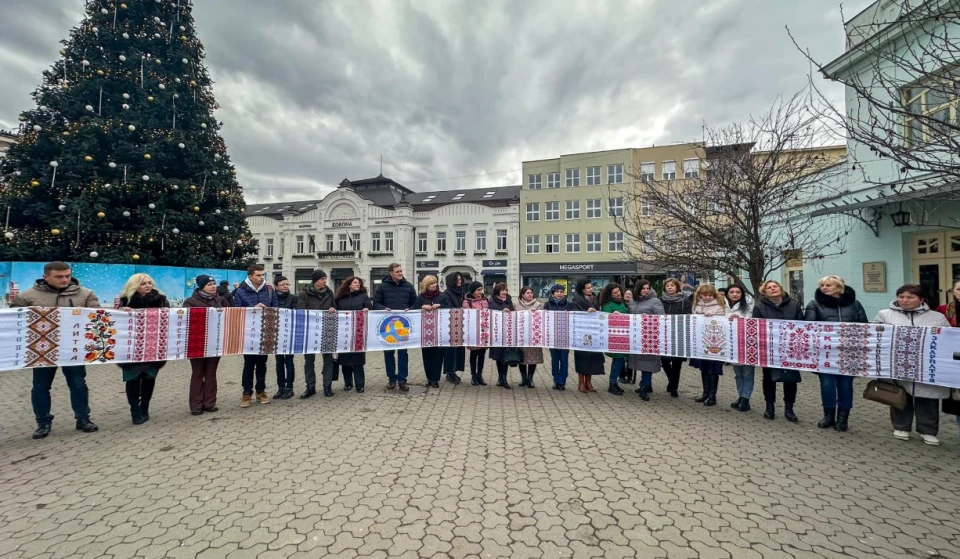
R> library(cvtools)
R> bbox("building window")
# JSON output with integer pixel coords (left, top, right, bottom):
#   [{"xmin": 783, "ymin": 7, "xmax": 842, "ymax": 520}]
[
  {"xmin": 608, "ymin": 197, "xmax": 624, "ymax": 217},
  {"xmin": 455, "ymin": 230, "xmax": 466, "ymax": 252},
  {"xmin": 565, "ymin": 200, "xmax": 580, "ymax": 220},
  {"xmin": 545, "ymin": 234, "xmax": 560, "ymax": 254},
  {"xmin": 547, "ymin": 172, "xmax": 561, "ymax": 189},
  {"xmin": 683, "ymin": 159, "xmax": 699, "ymax": 179},
  {"xmin": 545, "ymin": 201, "xmax": 560, "ymax": 221},
  {"xmin": 586, "ymin": 198, "xmax": 602, "ymax": 219},
  {"xmin": 325, "ymin": 234, "xmax": 334, "ymax": 252},
  {"xmin": 608, "ymin": 232, "xmax": 624, "ymax": 252},
  {"xmin": 496, "ymin": 229, "xmax": 508, "ymax": 251},
  {"xmin": 565, "ymin": 168, "xmax": 580, "ymax": 187},
  {"xmin": 351, "ymin": 232, "xmax": 360, "ymax": 250},
  {"xmin": 586, "ymin": 166, "xmax": 601, "ymax": 185},
  {"xmin": 640, "ymin": 162, "xmax": 655, "ymax": 182},
  {"xmin": 266, "ymin": 238, "xmax": 274, "ymax": 256},
  {"xmin": 525, "ymin": 202, "xmax": 540, "ymax": 221},
  {"xmin": 338, "ymin": 233, "xmax": 348, "ymax": 252},
  {"xmin": 642, "ymin": 231, "xmax": 657, "ymax": 253},
  {"xmin": 608, "ymin": 164, "xmax": 623, "ymax": 184},
  {"xmin": 417, "ymin": 232, "xmax": 427, "ymax": 254},
  {"xmin": 586, "ymin": 233, "xmax": 602, "ymax": 253},
  {"xmin": 436, "ymin": 231, "xmax": 447, "ymax": 252},
  {"xmin": 904, "ymin": 75, "xmax": 959, "ymax": 146},
  {"xmin": 528, "ymin": 173, "xmax": 542, "ymax": 189},
  {"xmin": 384, "ymin": 231, "xmax": 394, "ymax": 252},
  {"xmin": 566, "ymin": 233, "xmax": 580, "ymax": 253},
  {"xmin": 526, "ymin": 235, "xmax": 540, "ymax": 254},
  {"xmin": 370, "ymin": 232, "xmax": 381, "ymax": 252},
  {"xmin": 295, "ymin": 235, "xmax": 305, "ymax": 254},
  {"xmin": 662, "ymin": 161, "xmax": 677, "ymax": 180},
  {"xmin": 475, "ymin": 230, "xmax": 486, "ymax": 251},
  {"xmin": 641, "ymin": 199, "xmax": 653, "ymax": 217}
]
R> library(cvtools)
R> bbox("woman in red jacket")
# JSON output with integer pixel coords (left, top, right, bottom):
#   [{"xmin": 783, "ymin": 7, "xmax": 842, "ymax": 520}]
[{"xmin": 936, "ymin": 280, "xmax": 960, "ymax": 327}]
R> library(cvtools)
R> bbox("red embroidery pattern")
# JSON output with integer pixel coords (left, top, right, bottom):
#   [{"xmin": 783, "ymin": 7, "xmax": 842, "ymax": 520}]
[
  {"xmin": 186, "ymin": 308, "xmax": 209, "ymax": 359},
  {"xmin": 776, "ymin": 322, "xmax": 820, "ymax": 370},
  {"xmin": 352, "ymin": 310, "xmax": 366, "ymax": 352},
  {"xmin": 607, "ymin": 313, "xmax": 631, "ymax": 352},
  {"xmin": 259, "ymin": 308, "xmax": 279, "ymax": 355},
  {"xmin": 737, "ymin": 319, "xmax": 763, "ymax": 366},
  {"xmin": 503, "ymin": 311, "xmax": 517, "ymax": 347},
  {"xmin": 478, "ymin": 309, "xmax": 490, "ymax": 347},
  {"xmin": 640, "ymin": 315, "xmax": 659, "ymax": 355},
  {"xmin": 25, "ymin": 307, "xmax": 60, "ymax": 368},
  {"xmin": 891, "ymin": 326, "xmax": 924, "ymax": 382},
  {"xmin": 422, "ymin": 310, "xmax": 439, "ymax": 347},
  {"xmin": 529, "ymin": 310, "xmax": 544, "ymax": 347}
]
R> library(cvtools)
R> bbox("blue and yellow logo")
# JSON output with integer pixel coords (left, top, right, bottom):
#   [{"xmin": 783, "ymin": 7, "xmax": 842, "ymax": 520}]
[{"xmin": 378, "ymin": 315, "xmax": 412, "ymax": 345}]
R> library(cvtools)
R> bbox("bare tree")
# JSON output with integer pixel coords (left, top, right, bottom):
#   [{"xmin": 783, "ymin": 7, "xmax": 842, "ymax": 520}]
[
  {"xmin": 614, "ymin": 93, "xmax": 849, "ymax": 297},
  {"xmin": 791, "ymin": 0, "xmax": 960, "ymax": 197}
]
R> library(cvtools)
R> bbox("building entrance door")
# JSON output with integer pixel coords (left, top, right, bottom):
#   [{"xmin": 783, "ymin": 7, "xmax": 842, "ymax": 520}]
[{"xmin": 910, "ymin": 230, "xmax": 960, "ymax": 307}]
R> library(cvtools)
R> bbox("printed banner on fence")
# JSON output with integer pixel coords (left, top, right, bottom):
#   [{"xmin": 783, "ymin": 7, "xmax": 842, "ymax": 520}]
[{"xmin": 1, "ymin": 307, "xmax": 959, "ymax": 388}]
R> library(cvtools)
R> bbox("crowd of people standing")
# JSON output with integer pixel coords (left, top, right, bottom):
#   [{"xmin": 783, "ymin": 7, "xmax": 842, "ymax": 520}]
[{"xmin": 9, "ymin": 260, "xmax": 960, "ymax": 446}]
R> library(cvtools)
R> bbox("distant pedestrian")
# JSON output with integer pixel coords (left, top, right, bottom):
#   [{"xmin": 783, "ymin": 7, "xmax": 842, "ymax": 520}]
[{"xmin": 217, "ymin": 280, "xmax": 234, "ymax": 306}]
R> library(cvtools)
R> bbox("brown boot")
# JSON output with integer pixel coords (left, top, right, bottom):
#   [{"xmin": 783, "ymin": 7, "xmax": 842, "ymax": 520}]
[
  {"xmin": 586, "ymin": 375, "xmax": 597, "ymax": 392},
  {"xmin": 578, "ymin": 373, "xmax": 587, "ymax": 393}
]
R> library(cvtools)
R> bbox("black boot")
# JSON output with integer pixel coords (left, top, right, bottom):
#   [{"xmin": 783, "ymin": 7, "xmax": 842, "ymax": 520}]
[
  {"xmin": 526, "ymin": 370, "xmax": 534, "ymax": 389},
  {"xmin": 518, "ymin": 372, "xmax": 529, "ymax": 388},
  {"xmin": 784, "ymin": 403, "xmax": 799, "ymax": 423},
  {"xmin": 139, "ymin": 376, "xmax": 156, "ymax": 422},
  {"xmin": 323, "ymin": 384, "xmax": 333, "ymax": 397},
  {"xmin": 498, "ymin": 371, "xmax": 511, "ymax": 389},
  {"xmin": 694, "ymin": 372, "xmax": 709, "ymax": 403},
  {"xmin": 75, "ymin": 418, "xmax": 99, "ymax": 433},
  {"xmin": 33, "ymin": 423, "xmax": 51, "ymax": 439},
  {"xmin": 354, "ymin": 367, "xmax": 365, "ymax": 393},
  {"xmin": 477, "ymin": 374, "xmax": 487, "ymax": 386},
  {"xmin": 835, "ymin": 408, "xmax": 850, "ymax": 432},
  {"xmin": 126, "ymin": 380, "xmax": 145, "ymax": 425},
  {"xmin": 300, "ymin": 387, "xmax": 316, "ymax": 399},
  {"xmin": 817, "ymin": 407, "xmax": 836, "ymax": 429},
  {"xmin": 730, "ymin": 397, "xmax": 744, "ymax": 409},
  {"xmin": 447, "ymin": 373, "xmax": 461, "ymax": 385},
  {"xmin": 737, "ymin": 398, "xmax": 751, "ymax": 412},
  {"xmin": 636, "ymin": 385, "xmax": 649, "ymax": 401},
  {"xmin": 471, "ymin": 374, "xmax": 480, "ymax": 386},
  {"xmin": 609, "ymin": 382, "xmax": 624, "ymax": 395},
  {"xmin": 703, "ymin": 376, "xmax": 717, "ymax": 406},
  {"xmin": 764, "ymin": 402, "xmax": 775, "ymax": 420}
]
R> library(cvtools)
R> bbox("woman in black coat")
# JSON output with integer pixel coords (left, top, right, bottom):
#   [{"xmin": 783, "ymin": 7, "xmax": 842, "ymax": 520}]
[
  {"xmin": 415, "ymin": 275, "xmax": 449, "ymax": 388},
  {"xmin": 804, "ymin": 275, "xmax": 868, "ymax": 432},
  {"xmin": 273, "ymin": 276, "xmax": 298, "ymax": 399},
  {"xmin": 334, "ymin": 276, "xmax": 374, "ymax": 393},
  {"xmin": 488, "ymin": 282, "xmax": 516, "ymax": 389},
  {"xmin": 117, "ymin": 274, "xmax": 171, "ymax": 425},
  {"xmin": 752, "ymin": 280, "xmax": 804, "ymax": 423},
  {"xmin": 571, "ymin": 278, "xmax": 604, "ymax": 393},
  {"xmin": 659, "ymin": 277, "xmax": 692, "ymax": 397}
]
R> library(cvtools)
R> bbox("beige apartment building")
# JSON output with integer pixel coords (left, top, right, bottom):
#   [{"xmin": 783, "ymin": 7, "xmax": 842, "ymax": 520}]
[{"xmin": 519, "ymin": 143, "xmax": 705, "ymax": 296}]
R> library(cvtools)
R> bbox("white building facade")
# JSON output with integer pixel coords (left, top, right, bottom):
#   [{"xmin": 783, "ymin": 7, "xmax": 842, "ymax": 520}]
[{"xmin": 245, "ymin": 175, "xmax": 521, "ymax": 295}]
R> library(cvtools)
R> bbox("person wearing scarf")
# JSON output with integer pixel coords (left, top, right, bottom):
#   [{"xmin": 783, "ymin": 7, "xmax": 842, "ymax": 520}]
[
  {"xmin": 659, "ymin": 278, "xmax": 692, "ymax": 397},
  {"xmin": 273, "ymin": 276, "xmax": 298, "ymax": 400},
  {"xmin": 936, "ymin": 280, "xmax": 960, "ymax": 327},
  {"xmin": 443, "ymin": 272, "xmax": 467, "ymax": 384},
  {"xmin": 488, "ymin": 283, "xmax": 516, "ymax": 388},
  {"xmin": 692, "ymin": 284, "xmax": 727, "ymax": 407},
  {"xmin": 184, "ymin": 275, "xmax": 229, "ymax": 415},
  {"xmin": 416, "ymin": 275, "xmax": 450, "ymax": 388},
  {"xmin": 463, "ymin": 281, "xmax": 490, "ymax": 386},
  {"xmin": 516, "ymin": 286, "xmax": 544, "ymax": 388},
  {"xmin": 571, "ymin": 279, "xmax": 604, "ymax": 393},
  {"xmin": 600, "ymin": 283, "xmax": 630, "ymax": 396},
  {"xmin": 629, "ymin": 280, "xmax": 665, "ymax": 401},
  {"xmin": 544, "ymin": 285, "xmax": 571, "ymax": 390},
  {"xmin": 117, "ymin": 273, "xmax": 170, "ymax": 425},
  {"xmin": 752, "ymin": 280, "xmax": 804, "ymax": 423}
]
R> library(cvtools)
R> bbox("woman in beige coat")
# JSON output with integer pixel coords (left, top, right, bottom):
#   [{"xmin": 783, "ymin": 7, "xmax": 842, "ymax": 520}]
[{"xmin": 516, "ymin": 286, "xmax": 544, "ymax": 388}]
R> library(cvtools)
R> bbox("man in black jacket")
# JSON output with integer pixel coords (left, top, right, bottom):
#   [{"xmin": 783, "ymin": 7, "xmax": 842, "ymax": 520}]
[
  {"xmin": 297, "ymin": 269, "xmax": 337, "ymax": 398},
  {"xmin": 372, "ymin": 263, "xmax": 418, "ymax": 391},
  {"xmin": 442, "ymin": 272, "xmax": 466, "ymax": 384}
]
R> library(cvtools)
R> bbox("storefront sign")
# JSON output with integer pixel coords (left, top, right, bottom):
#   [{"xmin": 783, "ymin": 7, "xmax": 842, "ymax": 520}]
[
  {"xmin": 482, "ymin": 260, "xmax": 508, "ymax": 267},
  {"xmin": 374, "ymin": 220, "xmax": 390, "ymax": 225},
  {"xmin": 521, "ymin": 261, "xmax": 639, "ymax": 274},
  {"xmin": 416, "ymin": 261, "xmax": 439, "ymax": 269},
  {"xmin": 331, "ymin": 221, "xmax": 353, "ymax": 228},
  {"xmin": 862, "ymin": 261, "xmax": 886, "ymax": 293},
  {"xmin": 297, "ymin": 224, "xmax": 313, "ymax": 229}
]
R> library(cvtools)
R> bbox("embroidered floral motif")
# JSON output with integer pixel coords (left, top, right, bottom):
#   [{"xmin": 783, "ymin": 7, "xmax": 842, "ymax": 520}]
[{"xmin": 84, "ymin": 309, "xmax": 117, "ymax": 363}]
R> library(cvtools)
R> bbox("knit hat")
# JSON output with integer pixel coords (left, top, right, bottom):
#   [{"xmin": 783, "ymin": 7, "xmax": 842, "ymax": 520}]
[
  {"xmin": 466, "ymin": 281, "xmax": 483, "ymax": 295},
  {"xmin": 274, "ymin": 275, "xmax": 289, "ymax": 286},
  {"xmin": 196, "ymin": 274, "xmax": 215, "ymax": 288},
  {"xmin": 311, "ymin": 269, "xmax": 327, "ymax": 283},
  {"xmin": 550, "ymin": 284, "xmax": 565, "ymax": 294}
]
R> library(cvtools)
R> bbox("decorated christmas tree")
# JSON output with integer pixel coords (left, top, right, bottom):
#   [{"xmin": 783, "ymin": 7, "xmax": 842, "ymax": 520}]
[{"xmin": 0, "ymin": 0, "xmax": 256, "ymax": 268}]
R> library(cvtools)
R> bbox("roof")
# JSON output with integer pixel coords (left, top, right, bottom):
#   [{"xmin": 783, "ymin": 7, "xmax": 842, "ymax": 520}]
[
  {"xmin": 405, "ymin": 185, "xmax": 520, "ymax": 211},
  {"xmin": 245, "ymin": 200, "xmax": 323, "ymax": 219}
]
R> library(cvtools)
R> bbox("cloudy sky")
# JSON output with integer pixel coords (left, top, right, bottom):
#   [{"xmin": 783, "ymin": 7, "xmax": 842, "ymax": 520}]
[{"xmin": 0, "ymin": 0, "xmax": 871, "ymax": 203}]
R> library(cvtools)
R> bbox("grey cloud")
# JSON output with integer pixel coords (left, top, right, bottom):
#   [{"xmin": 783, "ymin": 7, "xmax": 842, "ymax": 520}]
[{"xmin": 0, "ymin": 0, "xmax": 873, "ymax": 203}]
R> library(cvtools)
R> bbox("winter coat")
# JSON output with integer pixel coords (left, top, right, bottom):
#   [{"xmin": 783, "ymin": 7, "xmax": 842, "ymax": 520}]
[
  {"xmin": 296, "ymin": 284, "xmax": 334, "ymax": 311},
  {"xmin": 217, "ymin": 285, "xmax": 234, "ymax": 306},
  {"xmin": 601, "ymin": 300, "xmax": 630, "ymax": 359},
  {"xmin": 628, "ymin": 294, "xmax": 665, "ymax": 373},
  {"xmin": 727, "ymin": 299, "xmax": 753, "ymax": 318},
  {"xmin": 463, "ymin": 294, "xmax": 490, "ymax": 351},
  {"xmin": 11, "ymin": 278, "xmax": 100, "ymax": 308},
  {"xmin": 659, "ymin": 294, "xmax": 692, "ymax": 316},
  {"xmin": 487, "ymin": 294, "xmax": 514, "ymax": 361},
  {"xmin": 752, "ymin": 294, "xmax": 803, "ymax": 321},
  {"xmin": 804, "ymin": 287, "xmax": 868, "ymax": 324},
  {"xmin": 118, "ymin": 290, "xmax": 169, "ymax": 379},
  {"xmin": 415, "ymin": 291, "xmax": 451, "ymax": 310},
  {"xmin": 233, "ymin": 280, "xmax": 279, "ymax": 308},
  {"xmin": 875, "ymin": 302, "xmax": 952, "ymax": 399},
  {"xmin": 183, "ymin": 290, "xmax": 229, "ymax": 308},
  {"xmin": 694, "ymin": 299, "xmax": 727, "ymax": 317},
  {"xmin": 516, "ymin": 297, "xmax": 544, "ymax": 364},
  {"xmin": 935, "ymin": 302, "xmax": 957, "ymax": 327},
  {"xmin": 373, "ymin": 276, "xmax": 418, "ymax": 311},
  {"xmin": 543, "ymin": 295, "xmax": 569, "ymax": 311},
  {"xmin": 276, "ymin": 291, "xmax": 298, "ymax": 310},
  {"xmin": 570, "ymin": 291, "xmax": 605, "ymax": 375},
  {"xmin": 335, "ymin": 290, "xmax": 374, "ymax": 367},
  {"xmin": 443, "ymin": 272, "xmax": 465, "ymax": 309}
]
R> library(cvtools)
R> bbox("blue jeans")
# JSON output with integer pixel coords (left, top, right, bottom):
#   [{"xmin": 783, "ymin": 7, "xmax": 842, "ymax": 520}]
[
  {"xmin": 733, "ymin": 365, "xmax": 755, "ymax": 399},
  {"xmin": 384, "ymin": 349, "xmax": 409, "ymax": 383},
  {"xmin": 32, "ymin": 366, "xmax": 90, "ymax": 424},
  {"xmin": 550, "ymin": 349, "xmax": 569, "ymax": 385},
  {"xmin": 819, "ymin": 373, "xmax": 854, "ymax": 409},
  {"xmin": 640, "ymin": 371, "xmax": 653, "ymax": 389},
  {"xmin": 609, "ymin": 358, "xmax": 624, "ymax": 384},
  {"xmin": 275, "ymin": 354, "xmax": 295, "ymax": 390}
]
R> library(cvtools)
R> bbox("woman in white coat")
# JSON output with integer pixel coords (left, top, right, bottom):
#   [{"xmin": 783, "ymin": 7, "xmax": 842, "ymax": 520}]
[{"xmin": 874, "ymin": 284, "xmax": 951, "ymax": 446}]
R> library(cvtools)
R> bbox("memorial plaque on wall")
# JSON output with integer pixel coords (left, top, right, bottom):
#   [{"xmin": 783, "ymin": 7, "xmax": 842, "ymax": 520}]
[{"xmin": 862, "ymin": 262, "xmax": 886, "ymax": 293}]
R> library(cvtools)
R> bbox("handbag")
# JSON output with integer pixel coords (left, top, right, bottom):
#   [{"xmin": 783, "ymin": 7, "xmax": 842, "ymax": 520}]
[
  {"xmin": 770, "ymin": 368, "xmax": 801, "ymax": 383},
  {"xmin": 943, "ymin": 389, "xmax": 960, "ymax": 416},
  {"xmin": 863, "ymin": 380, "xmax": 907, "ymax": 410},
  {"xmin": 502, "ymin": 347, "xmax": 523, "ymax": 367}
]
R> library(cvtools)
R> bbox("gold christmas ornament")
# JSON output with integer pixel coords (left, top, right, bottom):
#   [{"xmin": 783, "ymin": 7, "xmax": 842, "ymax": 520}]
[
  {"xmin": 225, "ymin": 249, "xmax": 232, "ymax": 255},
  {"xmin": 189, "ymin": 184, "xmax": 196, "ymax": 190},
  {"xmin": 132, "ymin": 254, "xmax": 140, "ymax": 261},
  {"xmin": 120, "ymin": 3, "xmax": 127, "ymax": 8},
  {"xmin": 193, "ymin": 206, "xmax": 200, "ymax": 212},
  {"xmin": 59, "ymin": 49, "xmax": 66, "ymax": 55},
  {"xmin": 51, "ymin": 229, "xmax": 61, "ymax": 236},
  {"xmin": 62, "ymin": 131, "xmax": 70, "ymax": 136},
  {"xmin": 97, "ymin": 212, "xmax": 106, "ymax": 219},
  {"xmin": 97, "ymin": 69, "xmax": 104, "ymax": 76},
  {"xmin": 148, "ymin": 237, "xmax": 155, "ymax": 243},
  {"xmin": 144, "ymin": 154, "xmax": 151, "ymax": 159},
  {"xmin": 219, "ymin": 190, "xmax": 226, "ymax": 196},
  {"xmin": 61, "ymin": 83, "xmax": 68, "ymax": 89},
  {"xmin": 18, "ymin": 116, "xmax": 25, "ymax": 122},
  {"xmin": 84, "ymin": 155, "xmax": 93, "ymax": 162},
  {"xmin": 30, "ymin": 180, "xmax": 40, "ymax": 187},
  {"xmin": 189, "ymin": 80, "xmax": 197, "ymax": 87},
  {"xmin": 147, "ymin": 96, "xmax": 154, "ymax": 101}
]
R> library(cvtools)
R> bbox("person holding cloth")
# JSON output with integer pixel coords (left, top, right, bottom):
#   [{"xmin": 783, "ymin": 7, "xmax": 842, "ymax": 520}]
[
  {"xmin": 297, "ymin": 269, "xmax": 337, "ymax": 398},
  {"xmin": 273, "ymin": 276, "xmax": 298, "ymax": 399},
  {"xmin": 415, "ymin": 275, "xmax": 450, "ymax": 388},
  {"xmin": 184, "ymin": 275, "xmax": 229, "ymax": 416},
  {"xmin": 234, "ymin": 264, "xmax": 279, "ymax": 407},
  {"xmin": 373, "ymin": 263, "xmax": 418, "ymax": 392},
  {"xmin": 117, "ymin": 273, "xmax": 170, "ymax": 425},
  {"xmin": 334, "ymin": 276, "xmax": 374, "ymax": 393}
]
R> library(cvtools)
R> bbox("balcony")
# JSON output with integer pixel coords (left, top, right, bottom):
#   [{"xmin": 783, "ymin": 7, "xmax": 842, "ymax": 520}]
[{"xmin": 367, "ymin": 251, "xmax": 395, "ymax": 258}]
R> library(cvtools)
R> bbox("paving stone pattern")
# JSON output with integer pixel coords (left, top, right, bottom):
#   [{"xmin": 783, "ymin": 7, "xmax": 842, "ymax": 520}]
[{"xmin": 1, "ymin": 354, "xmax": 959, "ymax": 558}]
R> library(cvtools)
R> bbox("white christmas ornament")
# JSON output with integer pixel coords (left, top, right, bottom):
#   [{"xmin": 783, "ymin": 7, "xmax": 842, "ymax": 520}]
[
  {"xmin": 119, "ymin": 55, "xmax": 127, "ymax": 62},
  {"xmin": 206, "ymin": 236, "xmax": 213, "ymax": 241},
  {"xmin": 212, "ymin": 171, "xmax": 218, "ymax": 176},
  {"xmin": 223, "ymin": 226, "xmax": 229, "ymax": 231},
  {"xmin": 81, "ymin": 60, "xmax": 90, "ymax": 66},
  {"xmin": 154, "ymin": 33, "xmax": 161, "ymax": 39},
  {"xmin": 172, "ymin": 228, "xmax": 180, "ymax": 234},
  {"xmin": 200, "ymin": 123, "xmax": 207, "ymax": 129},
  {"xmin": 172, "ymin": 185, "xmax": 179, "ymax": 190},
  {"xmin": 236, "ymin": 240, "xmax": 243, "ymax": 245},
  {"xmin": 215, "ymin": 209, "xmax": 222, "ymax": 215},
  {"xmin": 85, "ymin": 105, "xmax": 94, "ymax": 112},
  {"xmin": 158, "ymin": 84, "xmax": 166, "ymax": 90},
  {"xmin": 101, "ymin": 8, "xmax": 108, "ymax": 14},
  {"xmin": 39, "ymin": 106, "xmax": 47, "ymax": 111},
  {"xmin": 214, "ymin": 154, "xmax": 221, "ymax": 160},
  {"xmin": 154, "ymin": 17, "xmax": 161, "ymax": 23},
  {"xmin": 173, "ymin": 94, "xmax": 179, "ymax": 99},
  {"xmin": 33, "ymin": 125, "xmax": 41, "ymax": 131},
  {"xmin": 122, "ymin": 93, "xmax": 130, "ymax": 99},
  {"xmin": 128, "ymin": 125, "xmax": 136, "ymax": 131},
  {"xmin": 4, "ymin": 232, "xmax": 14, "ymax": 240},
  {"xmin": 50, "ymin": 161, "xmax": 58, "ymax": 168},
  {"xmin": 122, "ymin": 32, "xmax": 129, "ymax": 39},
  {"xmin": 123, "ymin": 211, "xmax": 131, "ymax": 217},
  {"xmin": 58, "ymin": 205, "xmax": 66, "ymax": 211},
  {"xmin": 122, "ymin": 104, "xmax": 130, "ymax": 110},
  {"xmin": 148, "ymin": 203, "xmax": 156, "ymax": 209},
  {"xmin": 182, "ymin": 58, "xmax": 188, "ymax": 64},
  {"xmin": 108, "ymin": 162, "xmax": 117, "ymax": 168},
  {"xmin": 104, "ymin": 183, "xmax": 112, "ymax": 188},
  {"xmin": 142, "ymin": 175, "xmax": 150, "ymax": 181},
  {"xmin": 14, "ymin": 171, "xmax": 20, "ymax": 176},
  {"xmin": 92, "ymin": 27, "xmax": 98, "ymax": 33},
  {"xmin": 198, "ymin": 220, "xmax": 205, "ymax": 226},
  {"xmin": 178, "ymin": 143, "xmax": 185, "ymax": 148},
  {"xmin": 89, "ymin": 251, "xmax": 99, "ymax": 258},
  {"xmin": 175, "ymin": 78, "xmax": 181, "ymax": 84},
  {"xmin": 180, "ymin": 26, "xmax": 186, "ymax": 31}
]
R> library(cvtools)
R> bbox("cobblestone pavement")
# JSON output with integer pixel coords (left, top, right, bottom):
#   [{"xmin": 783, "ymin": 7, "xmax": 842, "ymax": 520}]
[{"xmin": 1, "ymin": 354, "xmax": 959, "ymax": 559}]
